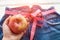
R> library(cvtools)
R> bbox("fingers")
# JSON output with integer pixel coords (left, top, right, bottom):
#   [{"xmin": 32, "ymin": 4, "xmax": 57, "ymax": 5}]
[
  {"xmin": 3, "ymin": 16, "xmax": 11, "ymax": 25},
  {"xmin": 2, "ymin": 16, "xmax": 13, "ymax": 36}
]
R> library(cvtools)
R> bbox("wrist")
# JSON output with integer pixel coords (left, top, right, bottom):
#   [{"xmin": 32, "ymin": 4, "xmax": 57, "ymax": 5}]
[
  {"xmin": 2, "ymin": 36, "xmax": 20, "ymax": 40},
  {"xmin": 2, "ymin": 37, "xmax": 10, "ymax": 40}
]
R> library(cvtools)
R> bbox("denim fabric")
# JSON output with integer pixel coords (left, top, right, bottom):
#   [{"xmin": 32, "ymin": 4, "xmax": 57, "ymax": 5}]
[
  {"xmin": 0, "ymin": 25, "xmax": 3, "ymax": 40},
  {"xmin": 0, "ymin": 12, "xmax": 60, "ymax": 40},
  {"xmin": 21, "ymin": 12, "xmax": 60, "ymax": 40},
  {"xmin": 40, "ymin": 12, "xmax": 60, "ymax": 40}
]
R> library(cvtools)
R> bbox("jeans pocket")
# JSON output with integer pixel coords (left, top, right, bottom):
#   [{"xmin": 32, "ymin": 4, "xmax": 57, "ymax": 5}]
[
  {"xmin": 44, "ymin": 13, "xmax": 60, "ymax": 30},
  {"xmin": 45, "ymin": 17, "xmax": 60, "ymax": 25},
  {"xmin": 44, "ymin": 13, "xmax": 60, "ymax": 40},
  {"xmin": 44, "ymin": 13, "xmax": 60, "ymax": 25}
]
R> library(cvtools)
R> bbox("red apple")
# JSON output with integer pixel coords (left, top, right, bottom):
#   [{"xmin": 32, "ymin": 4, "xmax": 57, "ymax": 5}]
[{"xmin": 8, "ymin": 14, "xmax": 28, "ymax": 34}]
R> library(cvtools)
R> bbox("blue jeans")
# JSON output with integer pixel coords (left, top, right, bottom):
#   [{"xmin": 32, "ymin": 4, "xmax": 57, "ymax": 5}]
[
  {"xmin": 0, "ymin": 12, "xmax": 60, "ymax": 40},
  {"xmin": 38, "ymin": 12, "xmax": 60, "ymax": 40},
  {"xmin": 21, "ymin": 12, "xmax": 60, "ymax": 40}
]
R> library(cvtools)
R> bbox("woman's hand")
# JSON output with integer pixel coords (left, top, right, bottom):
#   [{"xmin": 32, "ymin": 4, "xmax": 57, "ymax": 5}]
[{"xmin": 2, "ymin": 16, "xmax": 26, "ymax": 40}]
